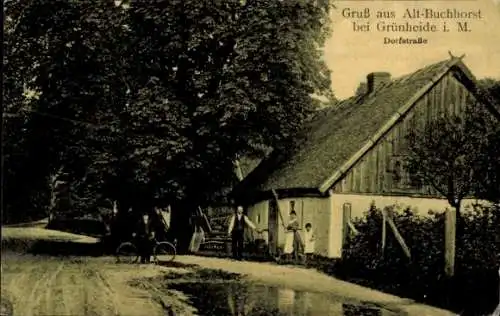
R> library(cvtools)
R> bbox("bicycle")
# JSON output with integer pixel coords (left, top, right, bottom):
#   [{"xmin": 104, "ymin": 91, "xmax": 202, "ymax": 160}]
[{"xmin": 115, "ymin": 237, "xmax": 177, "ymax": 264}]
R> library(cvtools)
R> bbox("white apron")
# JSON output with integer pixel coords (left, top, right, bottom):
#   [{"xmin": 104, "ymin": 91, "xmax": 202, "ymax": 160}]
[
  {"xmin": 304, "ymin": 231, "xmax": 315, "ymax": 254},
  {"xmin": 283, "ymin": 231, "xmax": 295, "ymax": 254}
]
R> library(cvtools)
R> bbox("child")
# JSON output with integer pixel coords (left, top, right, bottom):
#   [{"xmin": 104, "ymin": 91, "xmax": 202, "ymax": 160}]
[{"xmin": 304, "ymin": 223, "xmax": 315, "ymax": 262}]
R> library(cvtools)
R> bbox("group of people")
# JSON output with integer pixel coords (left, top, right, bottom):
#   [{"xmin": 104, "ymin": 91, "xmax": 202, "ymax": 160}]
[
  {"xmin": 117, "ymin": 203, "xmax": 314, "ymax": 264},
  {"xmin": 227, "ymin": 205, "xmax": 316, "ymax": 262}
]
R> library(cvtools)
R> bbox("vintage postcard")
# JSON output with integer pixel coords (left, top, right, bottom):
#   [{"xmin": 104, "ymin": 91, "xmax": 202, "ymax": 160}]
[{"xmin": 2, "ymin": 0, "xmax": 499, "ymax": 315}]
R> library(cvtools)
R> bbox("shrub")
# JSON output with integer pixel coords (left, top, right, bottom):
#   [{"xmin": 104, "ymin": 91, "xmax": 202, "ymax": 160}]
[{"xmin": 337, "ymin": 203, "xmax": 500, "ymax": 314}]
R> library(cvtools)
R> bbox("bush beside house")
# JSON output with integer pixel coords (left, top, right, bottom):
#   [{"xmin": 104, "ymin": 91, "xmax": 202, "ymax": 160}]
[{"xmin": 307, "ymin": 204, "xmax": 500, "ymax": 315}]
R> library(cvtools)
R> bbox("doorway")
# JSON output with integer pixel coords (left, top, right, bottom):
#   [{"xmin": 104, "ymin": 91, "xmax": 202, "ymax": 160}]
[{"xmin": 268, "ymin": 199, "xmax": 279, "ymax": 256}]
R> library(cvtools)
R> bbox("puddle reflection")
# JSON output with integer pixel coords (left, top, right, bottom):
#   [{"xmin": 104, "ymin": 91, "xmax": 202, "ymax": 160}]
[{"xmin": 169, "ymin": 281, "xmax": 396, "ymax": 316}]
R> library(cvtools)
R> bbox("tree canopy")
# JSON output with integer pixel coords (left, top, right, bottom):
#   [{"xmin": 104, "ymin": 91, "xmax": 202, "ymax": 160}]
[{"xmin": 3, "ymin": 0, "xmax": 334, "ymax": 221}]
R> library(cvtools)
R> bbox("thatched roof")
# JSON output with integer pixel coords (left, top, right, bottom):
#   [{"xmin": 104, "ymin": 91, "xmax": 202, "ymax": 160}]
[
  {"xmin": 238, "ymin": 157, "xmax": 263, "ymax": 179},
  {"xmin": 235, "ymin": 57, "xmax": 480, "ymax": 196}
]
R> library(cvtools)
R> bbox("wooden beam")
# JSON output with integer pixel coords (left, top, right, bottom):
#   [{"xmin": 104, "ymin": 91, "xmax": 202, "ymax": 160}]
[
  {"xmin": 301, "ymin": 200, "xmax": 304, "ymax": 230},
  {"xmin": 386, "ymin": 213, "xmax": 411, "ymax": 260},
  {"xmin": 198, "ymin": 206, "xmax": 212, "ymax": 234},
  {"xmin": 271, "ymin": 189, "xmax": 286, "ymax": 229},
  {"xmin": 347, "ymin": 220, "xmax": 359, "ymax": 236},
  {"xmin": 233, "ymin": 160, "xmax": 244, "ymax": 181},
  {"xmin": 444, "ymin": 208, "xmax": 456, "ymax": 277}
]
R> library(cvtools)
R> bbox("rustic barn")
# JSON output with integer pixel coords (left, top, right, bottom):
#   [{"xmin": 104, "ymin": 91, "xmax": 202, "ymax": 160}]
[{"xmin": 232, "ymin": 56, "xmax": 500, "ymax": 258}]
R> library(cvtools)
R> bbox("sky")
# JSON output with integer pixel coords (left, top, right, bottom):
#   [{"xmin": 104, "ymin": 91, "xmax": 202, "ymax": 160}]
[{"xmin": 324, "ymin": 0, "xmax": 500, "ymax": 99}]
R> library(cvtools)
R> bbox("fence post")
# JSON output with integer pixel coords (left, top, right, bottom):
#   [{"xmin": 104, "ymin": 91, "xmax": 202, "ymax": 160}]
[
  {"xmin": 444, "ymin": 208, "xmax": 456, "ymax": 277},
  {"xmin": 381, "ymin": 209, "xmax": 387, "ymax": 257}
]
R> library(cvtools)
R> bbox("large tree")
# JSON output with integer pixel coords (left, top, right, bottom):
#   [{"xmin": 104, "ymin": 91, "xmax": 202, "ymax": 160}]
[
  {"xmin": 405, "ymin": 104, "xmax": 499, "ymax": 214},
  {"xmin": 3, "ymin": 0, "xmax": 132, "ymax": 221},
  {"xmin": 404, "ymin": 87, "xmax": 500, "ymax": 280},
  {"xmin": 3, "ymin": 0, "xmax": 334, "ymax": 234},
  {"xmin": 475, "ymin": 79, "xmax": 500, "ymax": 203}
]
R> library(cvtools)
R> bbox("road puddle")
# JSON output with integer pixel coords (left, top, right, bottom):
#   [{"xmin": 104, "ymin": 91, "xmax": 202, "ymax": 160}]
[{"xmin": 169, "ymin": 281, "xmax": 398, "ymax": 315}]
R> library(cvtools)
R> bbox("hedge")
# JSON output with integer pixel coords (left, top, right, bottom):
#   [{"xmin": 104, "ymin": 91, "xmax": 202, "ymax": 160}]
[{"xmin": 321, "ymin": 203, "xmax": 500, "ymax": 315}]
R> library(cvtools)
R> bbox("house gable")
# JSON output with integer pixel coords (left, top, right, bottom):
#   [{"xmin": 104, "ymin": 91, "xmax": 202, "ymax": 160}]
[
  {"xmin": 330, "ymin": 67, "xmax": 474, "ymax": 196},
  {"xmin": 235, "ymin": 57, "xmax": 499, "ymax": 201},
  {"xmin": 329, "ymin": 60, "xmax": 499, "ymax": 196}
]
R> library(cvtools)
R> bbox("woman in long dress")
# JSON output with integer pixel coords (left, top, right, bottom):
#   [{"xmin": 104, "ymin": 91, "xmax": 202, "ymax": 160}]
[{"xmin": 283, "ymin": 211, "xmax": 302, "ymax": 262}]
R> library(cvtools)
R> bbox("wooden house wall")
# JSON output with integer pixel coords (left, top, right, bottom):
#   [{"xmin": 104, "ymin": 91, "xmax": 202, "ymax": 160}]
[
  {"xmin": 333, "ymin": 71, "xmax": 475, "ymax": 196},
  {"xmin": 246, "ymin": 197, "xmax": 332, "ymax": 256}
]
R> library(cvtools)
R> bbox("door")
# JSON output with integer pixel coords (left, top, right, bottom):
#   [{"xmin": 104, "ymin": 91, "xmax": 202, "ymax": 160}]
[
  {"xmin": 342, "ymin": 203, "xmax": 352, "ymax": 247},
  {"xmin": 268, "ymin": 199, "xmax": 279, "ymax": 256}
]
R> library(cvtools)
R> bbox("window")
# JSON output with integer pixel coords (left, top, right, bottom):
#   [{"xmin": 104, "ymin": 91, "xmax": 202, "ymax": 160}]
[
  {"xmin": 257, "ymin": 215, "xmax": 261, "ymax": 224},
  {"xmin": 290, "ymin": 201, "xmax": 296, "ymax": 212},
  {"xmin": 392, "ymin": 160, "xmax": 402, "ymax": 184},
  {"xmin": 409, "ymin": 172, "xmax": 423, "ymax": 189}
]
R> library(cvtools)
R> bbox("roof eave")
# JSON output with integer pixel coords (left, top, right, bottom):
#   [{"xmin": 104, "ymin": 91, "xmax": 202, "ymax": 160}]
[{"xmin": 235, "ymin": 187, "xmax": 325, "ymax": 205}]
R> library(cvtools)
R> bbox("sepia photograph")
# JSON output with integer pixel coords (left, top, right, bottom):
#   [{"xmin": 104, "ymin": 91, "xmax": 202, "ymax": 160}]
[{"xmin": 2, "ymin": 0, "xmax": 500, "ymax": 315}]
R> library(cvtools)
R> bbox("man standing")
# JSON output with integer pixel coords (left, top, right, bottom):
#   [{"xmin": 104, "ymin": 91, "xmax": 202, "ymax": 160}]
[
  {"xmin": 133, "ymin": 210, "xmax": 156, "ymax": 264},
  {"xmin": 227, "ymin": 206, "xmax": 259, "ymax": 260}
]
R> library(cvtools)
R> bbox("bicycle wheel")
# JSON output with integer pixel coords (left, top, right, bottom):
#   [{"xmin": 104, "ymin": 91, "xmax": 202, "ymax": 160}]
[
  {"xmin": 115, "ymin": 242, "xmax": 139, "ymax": 264},
  {"xmin": 153, "ymin": 241, "xmax": 176, "ymax": 263}
]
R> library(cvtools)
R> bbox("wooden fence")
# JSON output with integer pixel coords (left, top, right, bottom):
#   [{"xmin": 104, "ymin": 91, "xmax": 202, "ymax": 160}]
[{"xmin": 343, "ymin": 206, "xmax": 457, "ymax": 276}]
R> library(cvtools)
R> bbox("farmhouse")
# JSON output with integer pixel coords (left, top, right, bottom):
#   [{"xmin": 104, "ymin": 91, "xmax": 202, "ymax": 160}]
[{"xmin": 232, "ymin": 56, "xmax": 499, "ymax": 258}]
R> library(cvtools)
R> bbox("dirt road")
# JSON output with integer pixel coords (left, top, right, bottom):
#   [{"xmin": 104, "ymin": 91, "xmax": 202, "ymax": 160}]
[
  {"xmin": 1, "ymin": 253, "xmax": 456, "ymax": 316},
  {"xmin": 1, "ymin": 254, "xmax": 194, "ymax": 316},
  {"xmin": 0, "ymin": 225, "xmax": 456, "ymax": 316}
]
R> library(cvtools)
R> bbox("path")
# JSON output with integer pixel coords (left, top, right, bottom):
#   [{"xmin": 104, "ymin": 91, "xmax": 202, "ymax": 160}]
[{"xmin": 1, "ymin": 254, "xmax": 181, "ymax": 316}]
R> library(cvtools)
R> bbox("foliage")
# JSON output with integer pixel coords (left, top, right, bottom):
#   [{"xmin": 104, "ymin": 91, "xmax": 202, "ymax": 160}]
[
  {"xmin": 338, "ymin": 204, "xmax": 500, "ymax": 314},
  {"xmin": 478, "ymin": 78, "xmax": 500, "ymax": 109},
  {"xmin": 475, "ymin": 78, "xmax": 500, "ymax": 203},
  {"xmin": 3, "ymin": 0, "xmax": 334, "ymax": 221},
  {"xmin": 405, "ymin": 105, "xmax": 500, "ymax": 209}
]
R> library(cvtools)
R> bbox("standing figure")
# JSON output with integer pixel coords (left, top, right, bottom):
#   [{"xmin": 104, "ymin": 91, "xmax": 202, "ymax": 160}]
[
  {"xmin": 189, "ymin": 207, "xmax": 211, "ymax": 253},
  {"xmin": 133, "ymin": 210, "xmax": 156, "ymax": 264},
  {"xmin": 153, "ymin": 205, "xmax": 171, "ymax": 242},
  {"xmin": 227, "ymin": 206, "xmax": 259, "ymax": 260},
  {"xmin": 304, "ymin": 223, "xmax": 316, "ymax": 263},
  {"xmin": 283, "ymin": 211, "xmax": 302, "ymax": 263}
]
